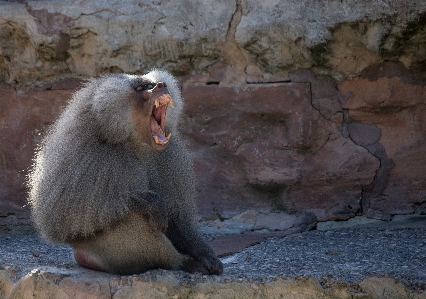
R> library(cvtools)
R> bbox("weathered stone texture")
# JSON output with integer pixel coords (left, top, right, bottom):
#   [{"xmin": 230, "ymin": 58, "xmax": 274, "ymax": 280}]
[
  {"xmin": 1, "ymin": 0, "xmax": 426, "ymax": 228},
  {"xmin": 0, "ymin": 269, "xmax": 423, "ymax": 299},
  {"xmin": 0, "ymin": 0, "xmax": 232, "ymax": 85},
  {"xmin": 236, "ymin": 1, "xmax": 426, "ymax": 79},
  {"xmin": 183, "ymin": 83, "xmax": 378, "ymax": 221},
  {"xmin": 2, "ymin": 1, "xmax": 426, "ymax": 86},
  {"xmin": 339, "ymin": 62, "xmax": 426, "ymax": 219},
  {"xmin": 0, "ymin": 82, "xmax": 79, "ymax": 228}
]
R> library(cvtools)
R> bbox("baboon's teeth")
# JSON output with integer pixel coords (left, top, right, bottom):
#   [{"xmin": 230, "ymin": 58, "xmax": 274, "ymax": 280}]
[
  {"xmin": 153, "ymin": 95, "xmax": 174, "ymax": 108},
  {"xmin": 153, "ymin": 133, "xmax": 171, "ymax": 145}
]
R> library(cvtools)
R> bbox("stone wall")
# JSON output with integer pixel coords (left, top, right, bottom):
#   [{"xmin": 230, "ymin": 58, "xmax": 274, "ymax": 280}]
[{"xmin": 1, "ymin": 0, "xmax": 426, "ymax": 229}]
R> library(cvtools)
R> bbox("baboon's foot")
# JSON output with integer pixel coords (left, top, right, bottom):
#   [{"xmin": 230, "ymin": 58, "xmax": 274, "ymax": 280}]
[{"xmin": 73, "ymin": 248, "xmax": 107, "ymax": 272}]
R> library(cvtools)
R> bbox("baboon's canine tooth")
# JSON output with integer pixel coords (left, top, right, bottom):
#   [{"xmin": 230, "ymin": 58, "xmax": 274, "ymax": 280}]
[
  {"xmin": 168, "ymin": 98, "xmax": 175, "ymax": 108},
  {"xmin": 153, "ymin": 136, "xmax": 159, "ymax": 144},
  {"xmin": 166, "ymin": 133, "xmax": 171, "ymax": 140}
]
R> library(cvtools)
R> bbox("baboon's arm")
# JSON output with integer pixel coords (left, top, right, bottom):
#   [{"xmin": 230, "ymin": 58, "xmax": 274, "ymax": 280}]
[{"xmin": 129, "ymin": 191, "xmax": 168, "ymax": 233}]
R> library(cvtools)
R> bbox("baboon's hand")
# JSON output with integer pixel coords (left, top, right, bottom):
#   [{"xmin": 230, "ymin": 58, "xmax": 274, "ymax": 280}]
[
  {"xmin": 130, "ymin": 191, "xmax": 168, "ymax": 233},
  {"xmin": 147, "ymin": 209, "xmax": 168, "ymax": 233},
  {"xmin": 198, "ymin": 253, "xmax": 223, "ymax": 275}
]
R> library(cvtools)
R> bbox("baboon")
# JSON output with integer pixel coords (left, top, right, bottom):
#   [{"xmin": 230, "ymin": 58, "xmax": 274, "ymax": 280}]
[{"xmin": 28, "ymin": 70, "xmax": 223, "ymax": 275}]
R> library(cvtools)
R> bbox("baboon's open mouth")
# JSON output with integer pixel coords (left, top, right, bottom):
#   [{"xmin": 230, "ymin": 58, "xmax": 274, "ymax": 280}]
[{"xmin": 150, "ymin": 93, "xmax": 174, "ymax": 145}]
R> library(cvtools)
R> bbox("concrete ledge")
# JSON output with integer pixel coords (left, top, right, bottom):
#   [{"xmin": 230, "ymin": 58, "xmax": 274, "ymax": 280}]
[{"xmin": 1, "ymin": 268, "xmax": 424, "ymax": 299}]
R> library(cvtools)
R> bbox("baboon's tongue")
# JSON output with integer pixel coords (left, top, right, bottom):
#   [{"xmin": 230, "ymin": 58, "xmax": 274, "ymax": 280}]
[{"xmin": 150, "ymin": 116, "xmax": 168, "ymax": 143}]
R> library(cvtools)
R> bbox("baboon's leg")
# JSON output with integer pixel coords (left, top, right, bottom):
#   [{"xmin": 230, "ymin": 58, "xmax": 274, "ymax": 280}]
[{"xmin": 71, "ymin": 213, "xmax": 208, "ymax": 275}]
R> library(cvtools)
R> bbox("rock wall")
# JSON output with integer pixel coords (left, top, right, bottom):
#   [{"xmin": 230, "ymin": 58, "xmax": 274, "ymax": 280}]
[{"xmin": 1, "ymin": 0, "xmax": 426, "ymax": 229}]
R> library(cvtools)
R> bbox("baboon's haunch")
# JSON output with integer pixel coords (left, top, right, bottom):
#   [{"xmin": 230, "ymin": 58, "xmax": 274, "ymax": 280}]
[{"xmin": 28, "ymin": 70, "xmax": 223, "ymax": 275}]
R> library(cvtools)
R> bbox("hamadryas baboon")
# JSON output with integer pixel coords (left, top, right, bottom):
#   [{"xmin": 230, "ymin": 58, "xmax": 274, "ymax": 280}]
[{"xmin": 28, "ymin": 69, "xmax": 223, "ymax": 275}]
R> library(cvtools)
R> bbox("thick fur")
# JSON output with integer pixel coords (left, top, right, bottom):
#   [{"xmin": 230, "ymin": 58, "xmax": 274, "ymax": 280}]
[{"xmin": 28, "ymin": 70, "xmax": 223, "ymax": 275}]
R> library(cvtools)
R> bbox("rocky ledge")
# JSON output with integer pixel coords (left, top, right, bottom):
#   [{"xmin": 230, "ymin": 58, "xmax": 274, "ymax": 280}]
[{"xmin": 1, "ymin": 216, "xmax": 425, "ymax": 299}]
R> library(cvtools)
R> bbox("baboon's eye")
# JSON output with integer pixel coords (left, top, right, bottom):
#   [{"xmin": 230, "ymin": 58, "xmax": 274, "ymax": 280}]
[{"xmin": 134, "ymin": 83, "xmax": 155, "ymax": 92}]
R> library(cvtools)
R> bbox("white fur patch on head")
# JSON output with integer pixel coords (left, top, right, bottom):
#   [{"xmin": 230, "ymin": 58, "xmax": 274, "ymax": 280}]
[{"xmin": 90, "ymin": 75, "xmax": 134, "ymax": 144}]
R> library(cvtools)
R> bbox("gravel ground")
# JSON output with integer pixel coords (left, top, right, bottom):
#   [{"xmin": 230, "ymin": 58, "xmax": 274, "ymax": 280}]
[
  {"xmin": 222, "ymin": 228, "xmax": 426, "ymax": 290},
  {"xmin": 0, "ymin": 226, "xmax": 425, "ymax": 292}
]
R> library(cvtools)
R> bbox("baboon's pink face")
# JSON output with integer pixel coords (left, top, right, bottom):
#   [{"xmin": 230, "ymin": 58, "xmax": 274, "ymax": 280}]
[{"xmin": 132, "ymin": 81, "xmax": 175, "ymax": 151}]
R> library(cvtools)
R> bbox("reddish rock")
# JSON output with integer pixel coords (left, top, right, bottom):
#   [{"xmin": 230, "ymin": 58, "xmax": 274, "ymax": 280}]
[
  {"xmin": 280, "ymin": 137, "xmax": 379, "ymax": 221},
  {"xmin": 289, "ymin": 69, "xmax": 343, "ymax": 123},
  {"xmin": 347, "ymin": 122, "xmax": 381, "ymax": 147},
  {"xmin": 338, "ymin": 62, "xmax": 426, "ymax": 219},
  {"xmin": 182, "ymin": 83, "xmax": 378, "ymax": 221},
  {"xmin": 254, "ymin": 213, "xmax": 297, "ymax": 231},
  {"xmin": 1, "ymin": 62, "xmax": 423, "ymax": 228},
  {"xmin": 0, "ymin": 82, "xmax": 77, "ymax": 224}
]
